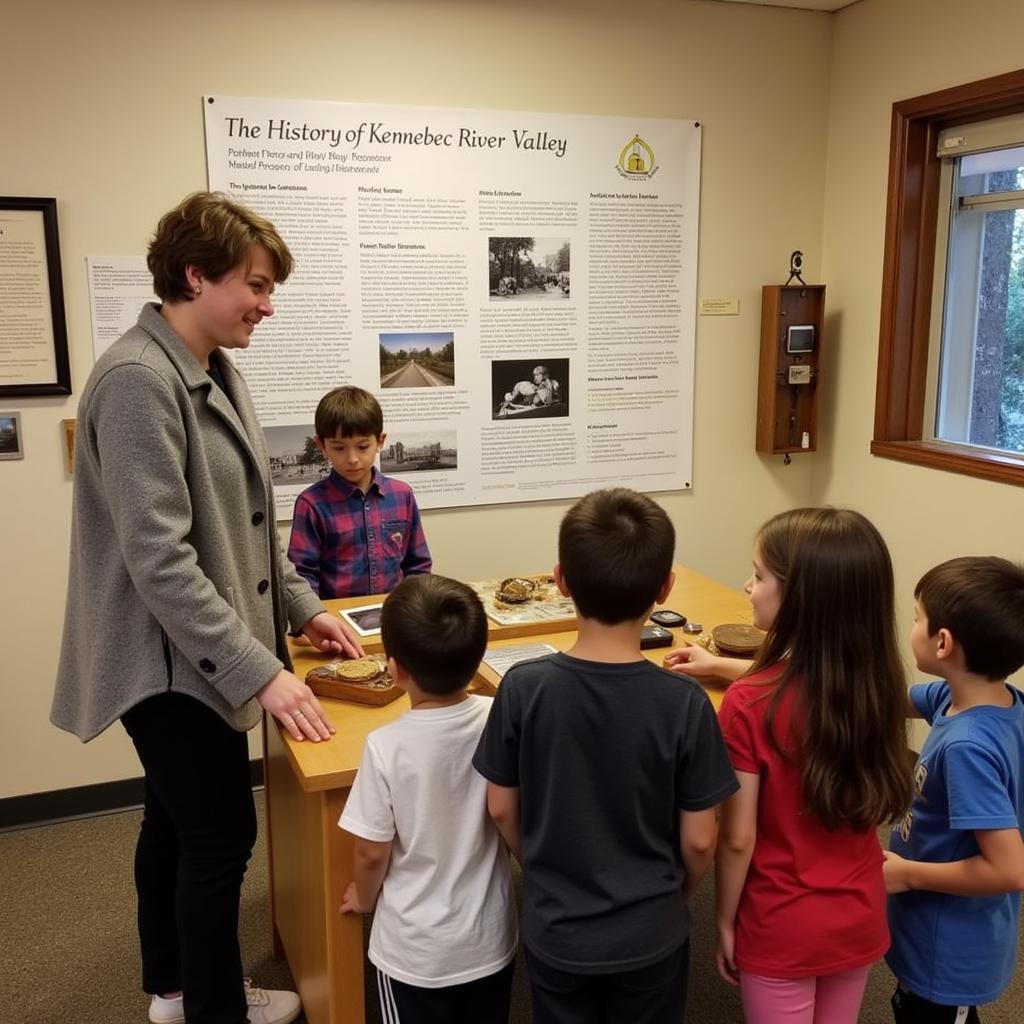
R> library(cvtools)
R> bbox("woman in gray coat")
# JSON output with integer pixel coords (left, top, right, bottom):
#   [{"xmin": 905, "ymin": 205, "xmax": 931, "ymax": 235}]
[{"xmin": 52, "ymin": 193, "xmax": 360, "ymax": 1024}]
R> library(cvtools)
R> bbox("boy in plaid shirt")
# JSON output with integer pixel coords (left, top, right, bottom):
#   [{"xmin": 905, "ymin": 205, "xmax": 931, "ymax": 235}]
[{"xmin": 288, "ymin": 386, "xmax": 431, "ymax": 598}]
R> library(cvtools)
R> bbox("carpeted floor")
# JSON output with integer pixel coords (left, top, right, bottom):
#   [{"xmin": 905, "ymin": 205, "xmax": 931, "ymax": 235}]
[{"xmin": 2, "ymin": 800, "xmax": 1020, "ymax": 1023}]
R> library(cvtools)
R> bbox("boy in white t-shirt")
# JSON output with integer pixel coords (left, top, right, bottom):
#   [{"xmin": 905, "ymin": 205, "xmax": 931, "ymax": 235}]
[{"xmin": 339, "ymin": 574, "xmax": 517, "ymax": 1022}]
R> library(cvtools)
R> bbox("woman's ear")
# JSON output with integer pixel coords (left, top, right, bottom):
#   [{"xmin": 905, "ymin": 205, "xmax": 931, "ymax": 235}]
[{"xmin": 184, "ymin": 264, "xmax": 204, "ymax": 294}]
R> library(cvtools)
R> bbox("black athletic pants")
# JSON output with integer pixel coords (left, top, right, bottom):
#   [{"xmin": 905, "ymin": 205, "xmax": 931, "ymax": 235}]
[
  {"xmin": 891, "ymin": 983, "xmax": 981, "ymax": 1024},
  {"xmin": 375, "ymin": 960, "xmax": 514, "ymax": 1023},
  {"xmin": 122, "ymin": 692, "xmax": 257, "ymax": 1024},
  {"xmin": 525, "ymin": 940, "xmax": 690, "ymax": 1024}
]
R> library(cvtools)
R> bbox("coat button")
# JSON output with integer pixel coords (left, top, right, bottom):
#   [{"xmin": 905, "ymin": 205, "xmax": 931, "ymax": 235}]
[
  {"xmin": 257, "ymin": 579, "xmax": 269, "ymax": 594},
  {"xmin": 199, "ymin": 658, "xmax": 216, "ymax": 674},
  {"xmin": 252, "ymin": 511, "xmax": 265, "ymax": 525}
]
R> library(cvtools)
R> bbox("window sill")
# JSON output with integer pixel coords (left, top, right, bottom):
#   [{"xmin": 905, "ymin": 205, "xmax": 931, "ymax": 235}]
[{"xmin": 870, "ymin": 439, "xmax": 1024, "ymax": 488}]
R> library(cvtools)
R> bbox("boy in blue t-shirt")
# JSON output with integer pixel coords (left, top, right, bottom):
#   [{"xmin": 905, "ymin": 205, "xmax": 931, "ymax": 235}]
[{"xmin": 884, "ymin": 556, "xmax": 1024, "ymax": 1024}]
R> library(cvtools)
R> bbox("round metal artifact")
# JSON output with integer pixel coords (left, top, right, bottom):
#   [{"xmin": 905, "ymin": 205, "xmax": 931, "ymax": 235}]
[
  {"xmin": 711, "ymin": 623, "xmax": 766, "ymax": 657},
  {"xmin": 334, "ymin": 656, "xmax": 387, "ymax": 682}
]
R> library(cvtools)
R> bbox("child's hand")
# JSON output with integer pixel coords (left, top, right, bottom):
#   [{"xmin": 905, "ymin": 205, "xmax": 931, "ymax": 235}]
[
  {"xmin": 339, "ymin": 881, "xmax": 371, "ymax": 915},
  {"xmin": 883, "ymin": 850, "xmax": 912, "ymax": 894},
  {"xmin": 715, "ymin": 924, "xmax": 740, "ymax": 986},
  {"xmin": 663, "ymin": 644, "xmax": 718, "ymax": 678}
]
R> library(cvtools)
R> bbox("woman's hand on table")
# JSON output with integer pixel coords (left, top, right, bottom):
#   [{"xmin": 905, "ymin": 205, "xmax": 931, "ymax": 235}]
[
  {"xmin": 301, "ymin": 611, "xmax": 364, "ymax": 659},
  {"xmin": 257, "ymin": 669, "xmax": 335, "ymax": 742}
]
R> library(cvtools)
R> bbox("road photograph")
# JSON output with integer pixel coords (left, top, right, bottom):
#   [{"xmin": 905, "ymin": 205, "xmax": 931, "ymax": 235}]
[{"xmin": 380, "ymin": 331, "xmax": 456, "ymax": 388}]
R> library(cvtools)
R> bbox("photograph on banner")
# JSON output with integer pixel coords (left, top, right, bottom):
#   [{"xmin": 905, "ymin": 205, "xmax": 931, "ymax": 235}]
[
  {"xmin": 488, "ymin": 237, "xmax": 571, "ymax": 300},
  {"xmin": 266, "ymin": 422, "xmax": 327, "ymax": 489},
  {"xmin": 492, "ymin": 358, "xmax": 568, "ymax": 420},
  {"xmin": 380, "ymin": 331, "xmax": 455, "ymax": 388},
  {"xmin": 381, "ymin": 429, "xmax": 458, "ymax": 474}
]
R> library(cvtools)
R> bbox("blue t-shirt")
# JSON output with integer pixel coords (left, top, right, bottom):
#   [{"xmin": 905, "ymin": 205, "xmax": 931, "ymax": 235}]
[{"xmin": 886, "ymin": 681, "xmax": 1024, "ymax": 1005}]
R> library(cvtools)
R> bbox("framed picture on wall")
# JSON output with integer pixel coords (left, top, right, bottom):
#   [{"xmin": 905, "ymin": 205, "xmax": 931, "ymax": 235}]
[
  {"xmin": 0, "ymin": 197, "xmax": 72, "ymax": 397},
  {"xmin": 0, "ymin": 411, "xmax": 24, "ymax": 460}
]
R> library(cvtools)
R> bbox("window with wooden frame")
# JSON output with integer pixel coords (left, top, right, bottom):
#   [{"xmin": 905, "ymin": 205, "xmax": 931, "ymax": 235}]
[{"xmin": 873, "ymin": 68, "xmax": 1024, "ymax": 486}]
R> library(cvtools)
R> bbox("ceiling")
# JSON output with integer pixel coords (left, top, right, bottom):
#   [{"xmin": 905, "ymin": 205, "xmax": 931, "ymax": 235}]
[{"xmin": 701, "ymin": 0, "xmax": 859, "ymax": 11}]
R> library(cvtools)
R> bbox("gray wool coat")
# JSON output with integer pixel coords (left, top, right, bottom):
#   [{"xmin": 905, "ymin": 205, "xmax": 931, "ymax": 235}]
[{"xmin": 52, "ymin": 304, "xmax": 325, "ymax": 741}]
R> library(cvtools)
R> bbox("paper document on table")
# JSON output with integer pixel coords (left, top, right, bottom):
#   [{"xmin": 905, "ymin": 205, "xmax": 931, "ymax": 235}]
[{"xmin": 482, "ymin": 643, "xmax": 558, "ymax": 678}]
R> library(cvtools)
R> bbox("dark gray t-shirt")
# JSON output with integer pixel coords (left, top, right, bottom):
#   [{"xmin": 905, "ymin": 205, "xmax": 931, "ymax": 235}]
[{"xmin": 473, "ymin": 652, "xmax": 738, "ymax": 973}]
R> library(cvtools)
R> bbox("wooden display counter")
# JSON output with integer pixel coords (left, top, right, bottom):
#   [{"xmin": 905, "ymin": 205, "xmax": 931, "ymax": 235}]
[{"xmin": 263, "ymin": 565, "xmax": 752, "ymax": 1024}]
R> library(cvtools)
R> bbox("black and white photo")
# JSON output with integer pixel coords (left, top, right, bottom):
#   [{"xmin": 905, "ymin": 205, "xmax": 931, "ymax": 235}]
[
  {"xmin": 381, "ymin": 430, "xmax": 458, "ymax": 473},
  {"xmin": 264, "ymin": 422, "xmax": 329, "ymax": 487},
  {"xmin": 488, "ymin": 237, "xmax": 571, "ymax": 301},
  {"xmin": 491, "ymin": 359, "xmax": 569, "ymax": 420}
]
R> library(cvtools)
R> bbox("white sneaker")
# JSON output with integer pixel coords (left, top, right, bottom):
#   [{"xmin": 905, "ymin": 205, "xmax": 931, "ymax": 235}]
[
  {"xmin": 243, "ymin": 979, "xmax": 302, "ymax": 1024},
  {"xmin": 148, "ymin": 994, "xmax": 185, "ymax": 1024},
  {"xmin": 148, "ymin": 982, "xmax": 300, "ymax": 1024}
]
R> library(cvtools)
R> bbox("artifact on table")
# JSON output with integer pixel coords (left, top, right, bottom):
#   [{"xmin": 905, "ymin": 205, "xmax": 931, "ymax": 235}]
[
  {"xmin": 496, "ymin": 577, "xmax": 538, "ymax": 604},
  {"xmin": 711, "ymin": 623, "xmax": 766, "ymax": 657},
  {"xmin": 305, "ymin": 655, "xmax": 404, "ymax": 706}
]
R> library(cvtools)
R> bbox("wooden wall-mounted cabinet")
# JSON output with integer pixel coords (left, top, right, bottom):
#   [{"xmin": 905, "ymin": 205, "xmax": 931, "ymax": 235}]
[{"xmin": 755, "ymin": 284, "xmax": 825, "ymax": 456}]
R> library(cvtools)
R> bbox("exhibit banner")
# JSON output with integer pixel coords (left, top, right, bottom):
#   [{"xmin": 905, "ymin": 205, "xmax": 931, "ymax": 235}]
[{"xmin": 203, "ymin": 94, "xmax": 700, "ymax": 518}]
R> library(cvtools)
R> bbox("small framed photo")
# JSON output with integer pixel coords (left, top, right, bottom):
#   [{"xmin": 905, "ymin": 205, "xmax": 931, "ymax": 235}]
[
  {"xmin": 339, "ymin": 603, "xmax": 384, "ymax": 637},
  {"xmin": 0, "ymin": 411, "xmax": 24, "ymax": 460}
]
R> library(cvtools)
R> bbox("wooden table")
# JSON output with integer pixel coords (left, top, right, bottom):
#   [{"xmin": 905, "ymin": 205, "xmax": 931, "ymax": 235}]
[{"xmin": 263, "ymin": 566, "xmax": 752, "ymax": 1024}]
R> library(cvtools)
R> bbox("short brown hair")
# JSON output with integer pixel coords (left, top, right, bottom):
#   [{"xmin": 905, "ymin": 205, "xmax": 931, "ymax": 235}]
[
  {"xmin": 558, "ymin": 488, "xmax": 674, "ymax": 624},
  {"xmin": 916, "ymin": 556, "xmax": 1024, "ymax": 680},
  {"xmin": 147, "ymin": 192, "xmax": 293, "ymax": 302},
  {"xmin": 381, "ymin": 575, "xmax": 488, "ymax": 695},
  {"xmin": 315, "ymin": 386, "xmax": 383, "ymax": 440}
]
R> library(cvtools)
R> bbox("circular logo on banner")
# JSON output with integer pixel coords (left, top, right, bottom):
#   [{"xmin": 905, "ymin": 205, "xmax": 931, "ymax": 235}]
[{"xmin": 616, "ymin": 135, "xmax": 659, "ymax": 179}]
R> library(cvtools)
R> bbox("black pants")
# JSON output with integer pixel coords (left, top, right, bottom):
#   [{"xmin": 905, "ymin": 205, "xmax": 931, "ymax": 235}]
[
  {"xmin": 122, "ymin": 692, "xmax": 257, "ymax": 1024},
  {"xmin": 525, "ymin": 941, "xmax": 690, "ymax": 1024},
  {"xmin": 375, "ymin": 960, "xmax": 514, "ymax": 1023},
  {"xmin": 891, "ymin": 984, "xmax": 981, "ymax": 1023}
]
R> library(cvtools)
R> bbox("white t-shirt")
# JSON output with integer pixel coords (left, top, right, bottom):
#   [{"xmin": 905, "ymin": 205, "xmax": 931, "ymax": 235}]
[{"xmin": 339, "ymin": 695, "xmax": 517, "ymax": 987}]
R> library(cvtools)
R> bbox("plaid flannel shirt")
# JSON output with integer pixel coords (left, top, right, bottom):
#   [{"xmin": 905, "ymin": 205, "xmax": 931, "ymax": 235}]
[{"xmin": 287, "ymin": 468, "xmax": 431, "ymax": 599}]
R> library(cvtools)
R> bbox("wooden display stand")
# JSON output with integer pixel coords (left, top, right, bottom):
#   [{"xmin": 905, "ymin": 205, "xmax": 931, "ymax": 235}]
[
  {"xmin": 755, "ymin": 284, "xmax": 825, "ymax": 455},
  {"xmin": 265, "ymin": 567, "xmax": 754, "ymax": 1024}
]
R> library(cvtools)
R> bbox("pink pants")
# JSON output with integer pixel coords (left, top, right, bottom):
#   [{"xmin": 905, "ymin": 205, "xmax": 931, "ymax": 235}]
[{"xmin": 739, "ymin": 966, "xmax": 871, "ymax": 1024}]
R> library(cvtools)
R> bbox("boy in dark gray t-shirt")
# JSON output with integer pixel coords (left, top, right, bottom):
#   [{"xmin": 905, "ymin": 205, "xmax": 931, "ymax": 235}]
[{"xmin": 474, "ymin": 488, "xmax": 738, "ymax": 1023}]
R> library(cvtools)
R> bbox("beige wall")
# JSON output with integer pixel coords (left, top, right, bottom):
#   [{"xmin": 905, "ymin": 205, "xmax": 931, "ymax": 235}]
[
  {"xmin": 17, "ymin": 0, "xmax": 1008, "ymax": 802},
  {"xmin": 816, "ymin": 0, "xmax": 1024, "ymax": 641}
]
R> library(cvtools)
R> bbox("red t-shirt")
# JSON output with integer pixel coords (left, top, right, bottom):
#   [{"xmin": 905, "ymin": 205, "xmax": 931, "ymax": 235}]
[{"xmin": 718, "ymin": 666, "xmax": 889, "ymax": 978}]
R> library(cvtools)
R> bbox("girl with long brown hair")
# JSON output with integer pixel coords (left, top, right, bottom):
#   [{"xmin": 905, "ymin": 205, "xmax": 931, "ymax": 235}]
[{"xmin": 666, "ymin": 507, "xmax": 912, "ymax": 1023}]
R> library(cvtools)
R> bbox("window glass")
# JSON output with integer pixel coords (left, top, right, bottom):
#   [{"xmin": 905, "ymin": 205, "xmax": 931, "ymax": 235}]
[{"xmin": 935, "ymin": 148, "xmax": 1024, "ymax": 453}]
